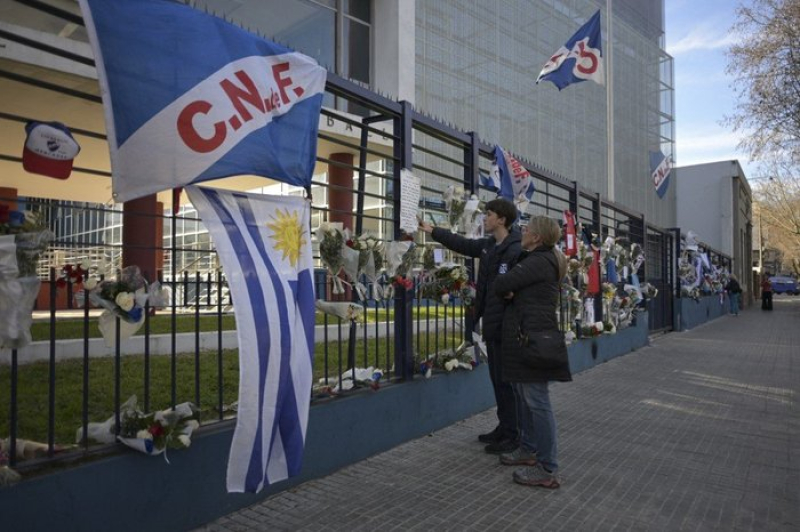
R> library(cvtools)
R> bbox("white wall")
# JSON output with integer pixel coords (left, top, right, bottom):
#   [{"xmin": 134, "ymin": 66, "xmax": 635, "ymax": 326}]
[
  {"xmin": 675, "ymin": 160, "xmax": 737, "ymax": 256},
  {"xmin": 373, "ymin": 0, "xmax": 415, "ymax": 104}
]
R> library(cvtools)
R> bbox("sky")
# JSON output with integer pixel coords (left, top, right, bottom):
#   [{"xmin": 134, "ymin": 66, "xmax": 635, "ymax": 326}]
[{"xmin": 664, "ymin": 0, "xmax": 760, "ymax": 178}]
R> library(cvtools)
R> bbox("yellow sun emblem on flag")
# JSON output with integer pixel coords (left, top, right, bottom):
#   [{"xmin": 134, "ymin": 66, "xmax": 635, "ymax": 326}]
[{"xmin": 267, "ymin": 208, "xmax": 306, "ymax": 267}]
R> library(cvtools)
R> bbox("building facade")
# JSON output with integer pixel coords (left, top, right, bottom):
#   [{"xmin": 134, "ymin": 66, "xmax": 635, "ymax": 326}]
[
  {"xmin": 1, "ymin": 0, "xmax": 675, "ymax": 227},
  {"xmin": 675, "ymin": 160, "xmax": 754, "ymax": 303}
]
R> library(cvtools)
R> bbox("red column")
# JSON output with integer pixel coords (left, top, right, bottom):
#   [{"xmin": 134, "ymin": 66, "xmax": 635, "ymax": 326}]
[
  {"xmin": 122, "ymin": 194, "xmax": 161, "ymax": 283},
  {"xmin": 0, "ymin": 186, "xmax": 18, "ymax": 212},
  {"xmin": 328, "ymin": 153, "xmax": 354, "ymax": 300},
  {"xmin": 328, "ymin": 153, "xmax": 354, "ymax": 230}
]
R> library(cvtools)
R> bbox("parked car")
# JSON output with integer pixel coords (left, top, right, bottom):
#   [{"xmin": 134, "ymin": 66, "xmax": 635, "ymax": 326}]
[{"xmin": 768, "ymin": 276, "xmax": 799, "ymax": 295}]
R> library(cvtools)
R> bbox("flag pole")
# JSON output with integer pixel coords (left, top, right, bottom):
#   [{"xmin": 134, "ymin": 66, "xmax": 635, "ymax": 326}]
[{"xmin": 606, "ymin": 0, "xmax": 615, "ymax": 202}]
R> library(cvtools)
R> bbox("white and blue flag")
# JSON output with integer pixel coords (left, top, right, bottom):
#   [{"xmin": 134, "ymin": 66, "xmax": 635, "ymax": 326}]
[
  {"xmin": 650, "ymin": 150, "xmax": 672, "ymax": 199},
  {"xmin": 492, "ymin": 145, "xmax": 535, "ymax": 210},
  {"xmin": 79, "ymin": 0, "xmax": 327, "ymax": 202},
  {"xmin": 537, "ymin": 10, "xmax": 604, "ymax": 90},
  {"xmin": 186, "ymin": 186, "xmax": 315, "ymax": 493}
]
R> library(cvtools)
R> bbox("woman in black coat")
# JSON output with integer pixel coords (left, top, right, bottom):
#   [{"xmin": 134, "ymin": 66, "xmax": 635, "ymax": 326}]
[{"xmin": 494, "ymin": 215, "xmax": 569, "ymax": 489}]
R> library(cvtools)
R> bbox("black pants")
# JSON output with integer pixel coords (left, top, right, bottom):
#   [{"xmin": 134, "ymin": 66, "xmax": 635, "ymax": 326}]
[
  {"xmin": 762, "ymin": 291, "xmax": 773, "ymax": 310},
  {"xmin": 487, "ymin": 339, "xmax": 518, "ymax": 440}
]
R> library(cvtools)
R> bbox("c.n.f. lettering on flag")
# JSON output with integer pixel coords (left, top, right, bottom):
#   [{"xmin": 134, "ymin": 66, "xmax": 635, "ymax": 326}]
[
  {"xmin": 492, "ymin": 145, "xmax": 535, "ymax": 211},
  {"xmin": 186, "ymin": 186, "xmax": 315, "ymax": 493},
  {"xmin": 650, "ymin": 150, "xmax": 672, "ymax": 199},
  {"xmin": 79, "ymin": 0, "xmax": 327, "ymax": 203},
  {"xmin": 537, "ymin": 9, "xmax": 604, "ymax": 90}
]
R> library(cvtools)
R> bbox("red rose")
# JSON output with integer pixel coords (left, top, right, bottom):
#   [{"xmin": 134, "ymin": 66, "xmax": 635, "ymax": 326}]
[
  {"xmin": 56, "ymin": 278, "xmax": 67, "ymax": 288},
  {"xmin": 148, "ymin": 423, "xmax": 165, "ymax": 437}
]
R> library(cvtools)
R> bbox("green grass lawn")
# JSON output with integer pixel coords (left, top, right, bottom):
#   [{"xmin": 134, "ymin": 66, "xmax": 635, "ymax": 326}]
[
  {"xmin": 29, "ymin": 306, "xmax": 466, "ymax": 341},
  {"xmin": 0, "ymin": 332, "xmax": 463, "ymax": 447}
]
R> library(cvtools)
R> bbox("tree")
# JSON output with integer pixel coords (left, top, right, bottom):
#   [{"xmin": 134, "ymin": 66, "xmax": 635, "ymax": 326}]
[
  {"xmin": 726, "ymin": 0, "xmax": 800, "ymax": 163},
  {"xmin": 753, "ymin": 161, "xmax": 800, "ymax": 276}
]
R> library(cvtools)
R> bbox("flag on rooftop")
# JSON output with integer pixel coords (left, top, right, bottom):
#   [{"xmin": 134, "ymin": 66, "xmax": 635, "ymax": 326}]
[
  {"xmin": 537, "ymin": 9, "xmax": 604, "ymax": 90},
  {"xmin": 492, "ymin": 145, "xmax": 535, "ymax": 211},
  {"xmin": 79, "ymin": 0, "xmax": 326, "ymax": 203},
  {"xmin": 186, "ymin": 186, "xmax": 315, "ymax": 493},
  {"xmin": 650, "ymin": 150, "xmax": 672, "ymax": 199}
]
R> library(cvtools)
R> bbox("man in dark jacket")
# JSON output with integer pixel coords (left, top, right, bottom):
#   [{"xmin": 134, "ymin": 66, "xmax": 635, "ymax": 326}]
[{"xmin": 419, "ymin": 198, "xmax": 522, "ymax": 453}]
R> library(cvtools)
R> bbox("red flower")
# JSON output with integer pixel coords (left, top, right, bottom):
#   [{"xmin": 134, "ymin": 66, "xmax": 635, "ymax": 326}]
[
  {"xmin": 346, "ymin": 239, "xmax": 354, "ymax": 248},
  {"xmin": 63, "ymin": 264, "xmax": 74, "ymax": 273},
  {"xmin": 148, "ymin": 423, "xmax": 165, "ymax": 437},
  {"xmin": 56, "ymin": 278, "xmax": 67, "ymax": 288}
]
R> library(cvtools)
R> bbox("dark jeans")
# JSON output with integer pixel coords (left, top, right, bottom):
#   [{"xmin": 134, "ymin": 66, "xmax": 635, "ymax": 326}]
[
  {"xmin": 488, "ymin": 339, "xmax": 518, "ymax": 440},
  {"xmin": 762, "ymin": 291, "xmax": 773, "ymax": 310}
]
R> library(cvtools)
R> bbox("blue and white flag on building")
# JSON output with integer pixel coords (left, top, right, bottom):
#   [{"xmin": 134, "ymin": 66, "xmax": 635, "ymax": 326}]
[
  {"xmin": 537, "ymin": 10, "xmax": 605, "ymax": 90},
  {"xmin": 492, "ymin": 145, "xmax": 535, "ymax": 210},
  {"xmin": 479, "ymin": 172, "xmax": 499, "ymax": 192},
  {"xmin": 650, "ymin": 150, "xmax": 672, "ymax": 199},
  {"xmin": 186, "ymin": 186, "xmax": 315, "ymax": 493},
  {"xmin": 79, "ymin": 0, "xmax": 327, "ymax": 203}
]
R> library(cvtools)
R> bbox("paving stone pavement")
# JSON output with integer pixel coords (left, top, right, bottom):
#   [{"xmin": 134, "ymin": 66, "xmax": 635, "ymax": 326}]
[{"xmin": 195, "ymin": 297, "xmax": 800, "ymax": 531}]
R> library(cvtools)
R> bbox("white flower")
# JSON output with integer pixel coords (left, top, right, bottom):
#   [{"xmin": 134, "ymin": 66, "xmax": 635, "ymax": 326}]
[
  {"xmin": 115, "ymin": 291, "xmax": 135, "ymax": 311},
  {"xmin": 444, "ymin": 359, "xmax": 459, "ymax": 371},
  {"xmin": 177, "ymin": 435, "xmax": 192, "ymax": 448},
  {"xmin": 80, "ymin": 259, "xmax": 92, "ymax": 270},
  {"xmin": 136, "ymin": 429, "xmax": 153, "ymax": 440},
  {"xmin": 441, "ymin": 293, "xmax": 450, "ymax": 305},
  {"xmin": 83, "ymin": 277, "xmax": 98, "ymax": 290}
]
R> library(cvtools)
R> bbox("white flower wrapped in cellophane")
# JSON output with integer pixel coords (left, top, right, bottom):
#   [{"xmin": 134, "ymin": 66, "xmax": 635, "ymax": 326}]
[
  {"xmin": 342, "ymin": 231, "xmax": 384, "ymax": 301},
  {"xmin": 0, "ymin": 227, "xmax": 53, "ymax": 349},
  {"xmin": 316, "ymin": 222, "xmax": 346, "ymax": 295},
  {"xmin": 443, "ymin": 185, "xmax": 467, "ymax": 232},
  {"xmin": 88, "ymin": 266, "xmax": 148, "ymax": 347},
  {"xmin": 382, "ymin": 240, "xmax": 415, "ymax": 300},
  {"xmin": 315, "ymin": 299, "xmax": 364, "ymax": 323}
]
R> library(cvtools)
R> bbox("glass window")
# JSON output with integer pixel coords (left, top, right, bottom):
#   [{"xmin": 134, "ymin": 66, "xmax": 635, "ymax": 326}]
[
  {"xmin": 343, "ymin": 0, "xmax": 371, "ymax": 23},
  {"xmin": 202, "ymin": 0, "xmax": 336, "ymax": 70}
]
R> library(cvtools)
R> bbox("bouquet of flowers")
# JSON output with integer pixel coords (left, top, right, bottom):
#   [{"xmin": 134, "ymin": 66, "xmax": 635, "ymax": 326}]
[
  {"xmin": 382, "ymin": 240, "xmax": 416, "ymax": 300},
  {"xmin": 443, "ymin": 185, "xmax": 467, "ymax": 232},
  {"xmin": 419, "ymin": 263, "xmax": 468, "ymax": 305},
  {"xmin": 601, "ymin": 281, "xmax": 617, "ymax": 301},
  {"xmin": 417, "ymin": 341, "xmax": 476, "ymax": 378},
  {"xmin": 117, "ymin": 397, "xmax": 199, "ymax": 461},
  {"xmin": 343, "ymin": 232, "xmax": 384, "ymax": 300},
  {"xmin": 315, "ymin": 300, "xmax": 364, "ymax": 323},
  {"xmin": 316, "ymin": 222, "xmax": 346, "ymax": 294},
  {"xmin": 640, "ymin": 282, "xmax": 659, "ymax": 299},
  {"xmin": 0, "ymin": 209, "xmax": 53, "ymax": 349},
  {"xmin": 314, "ymin": 367, "xmax": 384, "ymax": 395},
  {"xmin": 88, "ymin": 265, "xmax": 148, "ymax": 347}
]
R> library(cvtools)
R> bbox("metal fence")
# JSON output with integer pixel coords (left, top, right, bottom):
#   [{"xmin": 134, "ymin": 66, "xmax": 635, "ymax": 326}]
[{"xmin": 0, "ymin": 13, "xmax": 716, "ymax": 471}]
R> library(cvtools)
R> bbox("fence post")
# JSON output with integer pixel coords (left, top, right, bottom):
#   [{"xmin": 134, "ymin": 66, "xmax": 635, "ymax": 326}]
[
  {"xmin": 393, "ymin": 100, "xmax": 414, "ymax": 380},
  {"xmin": 593, "ymin": 193, "xmax": 603, "ymax": 323},
  {"xmin": 463, "ymin": 132, "xmax": 480, "ymax": 340},
  {"xmin": 670, "ymin": 228, "xmax": 681, "ymax": 298}
]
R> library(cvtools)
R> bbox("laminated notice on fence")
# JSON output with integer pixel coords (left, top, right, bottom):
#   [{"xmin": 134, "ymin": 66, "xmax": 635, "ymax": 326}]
[{"xmin": 399, "ymin": 169, "xmax": 421, "ymax": 234}]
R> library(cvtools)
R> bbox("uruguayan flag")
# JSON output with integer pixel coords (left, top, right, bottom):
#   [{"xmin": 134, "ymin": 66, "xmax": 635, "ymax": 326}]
[
  {"xmin": 493, "ymin": 145, "xmax": 535, "ymax": 211},
  {"xmin": 79, "ymin": 0, "xmax": 326, "ymax": 202},
  {"xmin": 186, "ymin": 186, "xmax": 315, "ymax": 493},
  {"xmin": 537, "ymin": 9, "xmax": 604, "ymax": 90}
]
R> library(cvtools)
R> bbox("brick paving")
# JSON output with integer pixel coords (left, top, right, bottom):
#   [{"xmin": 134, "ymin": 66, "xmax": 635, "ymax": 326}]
[{"xmin": 195, "ymin": 297, "xmax": 800, "ymax": 531}]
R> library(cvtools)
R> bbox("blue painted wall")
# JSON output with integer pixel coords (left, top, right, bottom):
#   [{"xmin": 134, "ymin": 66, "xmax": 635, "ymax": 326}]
[
  {"xmin": 0, "ymin": 315, "xmax": 651, "ymax": 532},
  {"xmin": 674, "ymin": 295, "xmax": 728, "ymax": 331}
]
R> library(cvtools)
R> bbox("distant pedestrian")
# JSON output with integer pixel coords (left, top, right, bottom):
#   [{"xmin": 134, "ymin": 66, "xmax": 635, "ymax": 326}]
[
  {"xmin": 419, "ymin": 198, "xmax": 522, "ymax": 454},
  {"xmin": 494, "ymin": 215, "xmax": 570, "ymax": 489},
  {"xmin": 726, "ymin": 274, "xmax": 742, "ymax": 316},
  {"xmin": 761, "ymin": 276, "xmax": 773, "ymax": 310}
]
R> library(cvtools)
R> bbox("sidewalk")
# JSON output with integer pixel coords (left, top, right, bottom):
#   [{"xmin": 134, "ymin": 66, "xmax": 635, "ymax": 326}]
[{"xmin": 195, "ymin": 297, "xmax": 800, "ymax": 531}]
